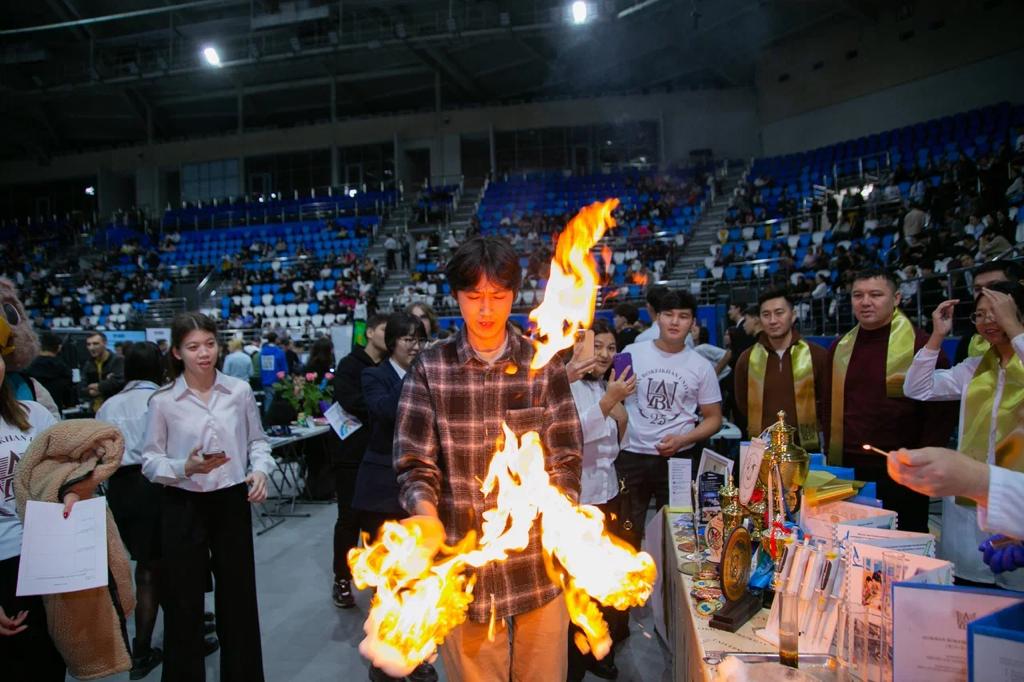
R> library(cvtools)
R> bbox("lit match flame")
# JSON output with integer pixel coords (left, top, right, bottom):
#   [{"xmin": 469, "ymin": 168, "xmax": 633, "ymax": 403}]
[
  {"xmin": 529, "ymin": 198, "xmax": 619, "ymax": 369},
  {"xmin": 349, "ymin": 198, "xmax": 655, "ymax": 676}
]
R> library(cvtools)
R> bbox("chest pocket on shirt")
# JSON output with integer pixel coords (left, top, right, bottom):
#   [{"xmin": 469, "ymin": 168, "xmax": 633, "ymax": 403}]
[{"xmin": 504, "ymin": 407, "xmax": 546, "ymax": 437}]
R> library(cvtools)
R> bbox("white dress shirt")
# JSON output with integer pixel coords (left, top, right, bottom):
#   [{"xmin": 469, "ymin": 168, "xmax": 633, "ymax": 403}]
[
  {"xmin": 96, "ymin": 380, "xmax": 160, "ymax": 466},
  {"xmin": 979, "ymin": 466, "xmax": 1024, "ymax": 539},
  {"xmin": 569, "ymin": 379, "xmax": 621, "ymax": 505},
  {"xmin": 141, "ymin": 371, "xmax": 275, "ymax": 492},
  {"xmin": 903, "ymin": 333, "xmax": 1024, "ymax": 588}
]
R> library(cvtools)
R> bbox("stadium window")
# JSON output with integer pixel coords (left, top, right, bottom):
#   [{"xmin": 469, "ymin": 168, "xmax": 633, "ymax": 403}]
[{"xmin": 181, "ymin": 159, "xmax": 240, "ymax": 204}]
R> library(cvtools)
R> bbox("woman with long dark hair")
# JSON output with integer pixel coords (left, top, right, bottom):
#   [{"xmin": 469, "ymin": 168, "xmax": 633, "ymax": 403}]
[
  {"xmin": 141, "ymin": 312, "xmax": 273, "ymax": 682},
  {"xmin": 96, "ymin": 341, "xmax": 166, "ymax": 678},
  {"xmin": 0, "ymin": 317, "xmax": 65, "ymax": 680},
  {"xmin": 303, "ymin": 336, "xmax": 335, "ymax": 377}
]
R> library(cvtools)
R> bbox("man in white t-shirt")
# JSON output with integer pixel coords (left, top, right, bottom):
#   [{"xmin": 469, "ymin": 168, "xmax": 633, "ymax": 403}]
[{"xmin": 618, "ymin": 288, "xmax": 723, "ymax": 548}]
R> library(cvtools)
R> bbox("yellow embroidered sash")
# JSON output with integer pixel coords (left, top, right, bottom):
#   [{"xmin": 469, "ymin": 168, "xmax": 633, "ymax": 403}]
[
  {"xmin": 968, "ymin": 334, "xmax": 990, "ymax": 358},
  {"xmin": 828, "ymin": 310, "xmax": 916, "ymax": 465},
  {"xmin": 957, "ymin": 348, "xmax": 1024, "ymax": 505},
  {"xmin": 747, "ymin": 340, "xmax": 819, "ymax": 450}
]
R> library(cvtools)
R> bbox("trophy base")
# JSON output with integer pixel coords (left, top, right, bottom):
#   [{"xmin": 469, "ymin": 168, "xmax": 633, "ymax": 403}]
[{"xmin": 709, "ymin": 591, "xmax": 762, "ymax": 633}]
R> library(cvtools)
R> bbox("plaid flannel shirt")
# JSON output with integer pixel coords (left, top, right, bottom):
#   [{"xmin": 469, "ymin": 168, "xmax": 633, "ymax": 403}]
[{"xmin": 394, "ymin": 325, "xmax": 583, "ymax": 622}]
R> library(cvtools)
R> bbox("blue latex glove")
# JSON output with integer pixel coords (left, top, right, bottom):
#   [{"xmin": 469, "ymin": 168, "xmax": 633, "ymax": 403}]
[{"xmin": 979, "ymin": 535, "xmax": 1024, "ymax": 574}]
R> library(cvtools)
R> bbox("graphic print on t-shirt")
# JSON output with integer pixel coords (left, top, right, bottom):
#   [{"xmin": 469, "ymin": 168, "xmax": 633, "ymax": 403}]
[
  {"xmin": 636, "ymin": 368, "xmax": 690, "ymax": 427},
  {"xmin": 1, "ymin": 449, "xmax": 17, "ymax": 514}
]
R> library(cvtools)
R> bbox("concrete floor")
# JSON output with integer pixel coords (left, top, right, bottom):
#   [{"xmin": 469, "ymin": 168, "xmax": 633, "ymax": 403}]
[{"xmin": 87, "ymin": 502, "xmax": 672, "ymax": 682}]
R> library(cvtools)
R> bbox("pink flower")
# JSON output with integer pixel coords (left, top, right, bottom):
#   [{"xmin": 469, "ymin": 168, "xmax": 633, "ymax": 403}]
[
  {"xmin": 325, "ymin": 372, "xmax": 335, "ymax": 380},
  {"xmin": 276, "ymin": 371, "xmax": 286, "ymax": 379},
  {"xmin": 305, "ymin": 372, "xmax": 317, "ymax": 382}
]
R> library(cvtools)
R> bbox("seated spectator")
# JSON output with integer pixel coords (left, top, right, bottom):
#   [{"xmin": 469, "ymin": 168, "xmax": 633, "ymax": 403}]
[{"xmin": 978, "ymin": 228, "xmax": 1013, "ymax": 260}]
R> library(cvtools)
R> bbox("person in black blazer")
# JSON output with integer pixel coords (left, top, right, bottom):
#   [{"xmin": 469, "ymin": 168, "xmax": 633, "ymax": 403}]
[{"xmin": 351, "ymin": 312, "xmax": 434, "ymax": 682}]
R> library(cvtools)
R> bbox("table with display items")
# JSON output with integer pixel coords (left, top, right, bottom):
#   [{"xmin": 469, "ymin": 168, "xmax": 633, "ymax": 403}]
[{"xmin": 658, "ymin": 510, "xmax": 774, "ymax": 681}]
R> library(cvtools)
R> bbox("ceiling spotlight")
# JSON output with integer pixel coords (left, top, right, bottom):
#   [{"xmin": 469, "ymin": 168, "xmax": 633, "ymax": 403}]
[
  {"xmin": 202, "ymin": 46, "xmax": 222, "ymax": 67},
  {"xmin": 571, "ymin": 1, "xmax": 588, "ymax": 24},
  {"xmin": 84, "ymin": 186, "xmax": 95, "ymax": 196}
]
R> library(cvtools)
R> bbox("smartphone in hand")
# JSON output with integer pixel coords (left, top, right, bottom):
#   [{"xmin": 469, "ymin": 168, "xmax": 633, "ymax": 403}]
[
  {"xmin": 201, "ymin": 451, "xmax": 228, "ymax": 462},
  {"xmin": 612, "ymin": 352, "xmax": 633, "ymax": 379},
  {"xmin": 574, "ymin": 329, "xmax": 595, "ymax": 363}
]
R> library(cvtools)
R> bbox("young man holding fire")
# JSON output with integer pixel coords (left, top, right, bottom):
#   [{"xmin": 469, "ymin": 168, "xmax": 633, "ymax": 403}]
[{"xmin": 394, "ymin": 236, "xmax": 584, "ymax": 680}]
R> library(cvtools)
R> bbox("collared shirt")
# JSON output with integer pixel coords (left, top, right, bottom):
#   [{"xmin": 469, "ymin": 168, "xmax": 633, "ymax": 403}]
[
  {"xmin": 979, "ymin": 465, "xmax": 1024, "ymax": 539},
  {"xmin": 96, "ymin": 380, "xmax": 160, "ymax": 466},
  {"xmin": 388, "ymin": 358, "xmax": 407, "ymax": 380},
  {"xmin": 141, "ymin": 371, "xmax": 275, "ymax": 492},
  {"xmin": 903, "ymin": 333, "xmax": 1024, "ymax": 588},
  {"xmin": 569, "ymin": 379, "xmax": 620, "ymax": 505},
  {"xmin": 394, "ymin": 326, "xmax": 583, "ymax": 622}
]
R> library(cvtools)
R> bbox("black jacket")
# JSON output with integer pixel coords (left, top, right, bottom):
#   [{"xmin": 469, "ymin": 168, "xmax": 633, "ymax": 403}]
[
  {"xmin": 80, "ymin": 352, "xmax": 126, "ymax": 405},
  {"xmin": 26, "ymin": 355, "xmax": 76, "ymax": 409},
  {"xmin": 332, "ymin": 346, "xmax": 379, "ymax": 465},
  {"xmin": 351, "ymin": 361, "xmax": 405, "ymax": 516}
]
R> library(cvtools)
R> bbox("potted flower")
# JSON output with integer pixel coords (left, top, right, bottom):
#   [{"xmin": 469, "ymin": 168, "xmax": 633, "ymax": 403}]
[{"xmin": 271, "ymin": 370, "xmax": 335, "ymax": 424}]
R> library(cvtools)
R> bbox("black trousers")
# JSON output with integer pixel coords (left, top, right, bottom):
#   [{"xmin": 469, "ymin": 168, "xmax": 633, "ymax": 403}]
[
  {"xmin": 615, "ymin": 450, "xmax": 694, "ymax": 550},
  {"xmin": 0, "ymin": 555, "xmax": 66, "ymax": 682},
  {"xmin": 161, "ymin": 484, "xmax": 264, "ymax": 682},
  {"xmin": 333, "ymin": 463, "xmax": 361, "ymax": 581},
  {"xmin": 853, "ymin": 464, "xmax": 930, "ymax": 533}
]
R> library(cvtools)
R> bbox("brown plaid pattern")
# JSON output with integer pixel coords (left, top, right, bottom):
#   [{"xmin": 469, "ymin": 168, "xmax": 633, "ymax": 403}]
[{"xmin": 394, "ymin": 326, "xmax": 583, "ymax": 622}]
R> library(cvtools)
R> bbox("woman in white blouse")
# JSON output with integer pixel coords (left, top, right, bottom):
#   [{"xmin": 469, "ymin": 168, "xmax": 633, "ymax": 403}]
[
  {"xmin": 96, "ymin": 342, "xmax": 166, "ymax": 679},
  {"xmin": 903, "ymin": 281, "xmax": 1024, "ymax": 590},
  {"xmin": 564, "ymin": 318, "xmax": 636, "ymax": 682},
  {"xmin": 141, "ymin": 312, "xmax": 273, "ymax": 682}
]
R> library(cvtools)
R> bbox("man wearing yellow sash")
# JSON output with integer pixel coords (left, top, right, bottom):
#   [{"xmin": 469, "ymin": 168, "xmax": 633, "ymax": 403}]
[
  {"xmin": 826, "ymin": 268, "xmax": 956, "ymax": 533},
  {"xmin": 734, "ymin": 289, "xmax": 827, "ymax": 450},
  {"xmin": 903, "ymin": 281, "xmax": 1024, "ymax": 589},
  {"xmin": 953, "ymin": 261, "xmax": 1023, "ymax": 363}
]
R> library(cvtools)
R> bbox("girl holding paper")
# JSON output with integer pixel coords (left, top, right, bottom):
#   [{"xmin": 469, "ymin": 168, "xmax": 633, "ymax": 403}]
[
  {"xmin": 0, "ymin": 315, "xmax": 64, "ymax": 680},
  {"xmin": 141, "ymin": 312, "xmax": 274, "ymax": 682},
  {"xmin": 903, "ymin": 281, "xmax": 1024, "ymax": 589}
]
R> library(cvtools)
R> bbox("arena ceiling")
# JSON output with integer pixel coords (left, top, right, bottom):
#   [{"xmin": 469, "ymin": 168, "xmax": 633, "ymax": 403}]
[{"xmin": 0, "ymin": 0, "xmax": 882, "ymax": 163}]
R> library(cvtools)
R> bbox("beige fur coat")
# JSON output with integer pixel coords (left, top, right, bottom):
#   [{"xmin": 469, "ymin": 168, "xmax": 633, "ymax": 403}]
[{"xmin": 14, "ymin": 419, "xmax": 135, "ymax": 680}]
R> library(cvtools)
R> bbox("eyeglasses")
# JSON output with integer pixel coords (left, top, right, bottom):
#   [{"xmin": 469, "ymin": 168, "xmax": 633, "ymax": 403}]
[
  {"xmin": 3, "ymin": 303, "xmax": 20, "ymax": 327},
  {"xmin": 969, "ymin": 311, "xmax": 996, "ymax": 325}
]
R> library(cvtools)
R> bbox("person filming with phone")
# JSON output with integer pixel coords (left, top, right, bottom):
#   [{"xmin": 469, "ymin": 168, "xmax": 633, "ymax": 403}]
[{"xmin": 141, "ymin": 312, "xmax": 273, "ymax": 681}]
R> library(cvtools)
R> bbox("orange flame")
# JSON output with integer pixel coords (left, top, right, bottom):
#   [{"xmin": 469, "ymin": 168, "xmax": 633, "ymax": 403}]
[
  {"xmin": 629, "ymin": 271, "xmax": 649, "ymax": 287},
  {"xmin": 601, "ymin": 245, "xmax": 614, "ymax": 275},
  {"xmin": 528, "ymin": 199, "xmax": 619, "ymax": 369},
  {"xmin": 349, "ymin": 426, "xmax": 656, "ymax": 676}
]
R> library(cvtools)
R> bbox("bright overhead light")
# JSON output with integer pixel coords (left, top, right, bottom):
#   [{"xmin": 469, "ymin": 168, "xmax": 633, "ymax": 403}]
[
  {"xmin": 202, "ymin": 46, "xmax": 222, "ymax": 67},
  {"xmin": 84, "ymin": 186, "xmax": 95, "ymax": 196},
  {"xmin": 571, "ymin": 1, "xmax": 588, "ymax": 24},
  {"xmin": 348, "ymin": 189, "xmax": 358, "ymax": 198}
]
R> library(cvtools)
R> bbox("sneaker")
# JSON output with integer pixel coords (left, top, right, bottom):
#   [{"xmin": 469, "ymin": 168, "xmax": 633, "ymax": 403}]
[
  {"xmin": 408, "ymin": 662, "xmax": 439, "ymax": 682},
  {"xmin": 203, "ymin": 636, "xmax": 220, "ymax": 657},
  {"xmin": 333, "ymin": 578, "xmax": 356, "ymax": 609},
  {"xmin": 129, "ymin": 645, "xmax": 163, "ymax": 680}
]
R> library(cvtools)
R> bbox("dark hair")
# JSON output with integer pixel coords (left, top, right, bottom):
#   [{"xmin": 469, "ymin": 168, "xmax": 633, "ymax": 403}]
[
  {"xmin": 852, "ymin": 267, "xmax": 898, "ymax": 292},
  {"xmin": 366, "ymin": 312, "xmax": 389, "ymax": 330},
  {"xmin": 384, "ymin": 312, "xmax": 427, "ymax": 355},
  {"xmin": 406, "ymin": 302, "xmax": 439, "ymax": 337},
  {"xmin": 125, "ymin": 341, "xmax": 165, "ymax": 385},
  {"xmin": 697, "ymin": 326, "xmax": 710, "ymax": 345},
  {"xmin": 264, "ymin": 331, "xmax": 278, "ymax": 344},
  {"xmin": 975, "ymin": 260, "xmax": 1023, "ymax": 283},
  {"xmin": 166, "ymin": 312, "xmax": 219, "ymax": 381},
  {"xmin": 87, "ymin": 331, "xmax": 107, "ymax": 343},
  {"xmin": 744, "ymin": 304, "xmax": 760, "ymax": 317},
  {"xmin": 757, "ymin": 288, "xmax": 795, "ymax": 310},
  {"xmin": 445, "ymin": 236, "xmax": 521, "ymax": 293},
  {"xmin": 0, "ymin": 372, "xmax": 29, "ymax": 431},
  {"xmin": 652, "ymin": 289, "xmax": 697, "ymax": 315},
  {"xmin": 39, "ymin": 331, "xmax": 62, "ymax": 353},
  {"xmin": 974, "ymin": 280, "xmax": 1024, "ymax": 315},
  {"xmin": 305, "ymin": 337, "xmax": 335, "ymax": 376},
  {"xmin": 645, "ymin": 284, "xmax": 669, "ymax": 308},
  {"xmin": 590, "ymin": 318, "xmax": 616, "ymax": 339},
  {"xmin": 613, "ymin": 303, "xmax": 639, "ymax": 324}
]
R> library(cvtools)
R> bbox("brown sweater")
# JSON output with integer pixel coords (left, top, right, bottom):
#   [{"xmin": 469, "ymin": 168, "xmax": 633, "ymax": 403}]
[
  {"xmin": 734, "ymin": 331, "xmax": 829, "ymax": 444},
  {"xmin": 14, "ymin": 419, "xmax": 134, "ymax": 680}
]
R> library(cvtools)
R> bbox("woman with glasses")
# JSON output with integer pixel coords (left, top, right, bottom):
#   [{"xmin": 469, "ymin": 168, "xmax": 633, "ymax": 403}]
[
  {"xmin": 904, "ymin": 280, "xmax": 1024, "ymax": 590},
  {"xmin": 350, "ymin": 312, "xmax": 435, "ymax": 682}
]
